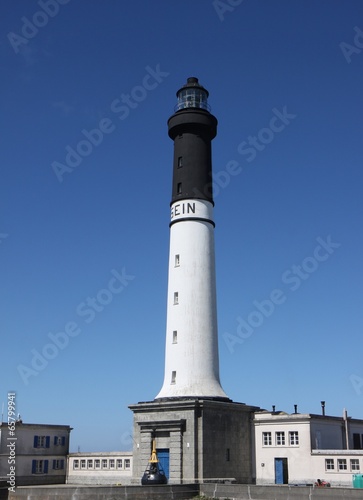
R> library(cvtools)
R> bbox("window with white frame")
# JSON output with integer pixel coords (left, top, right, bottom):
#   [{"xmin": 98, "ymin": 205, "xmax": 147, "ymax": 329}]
[
  {"xmin": 109, "ymin": 459, "xmax": 115, "ymax": 469},
  {"xmin": 73, "ymin": 460, "xmax": 79, "ymax": 470},
  {"xmin": 52, "ymin": 459, "xmax": 64, "ymax": 470},
  {"xmin": 289, "ymin": 431, "xmax": 299, "ymax": 446},
  {"xmin": 32, "ymin": 460, "xmax": 48, "ymax": 474},
  {"xmin": 95, "ymin": 459, "xmax": 101, "ymax": 469},
  {"xmin": 124, "ymin": 459, "xmax": 130, "ymax": 469},
  {"xmin": 54, "ymin": 436, "xmax": 66, "ymax": 446},
  {"xmin": 262, "ymin": 432, "xmax": 272, "ymax": 446},
  {"xmin": 325, "ymin": 459, "xmax": 334, "ymax": 470},
  {"xmin": 338, "ymin": 458, "xmax": 347, "ymax": 471},
  {"xmin": 351, "ymin": 459, "xmax": 360, "ymax": 471},
  {"xmin": 80, "ymin": 460, "xmax": 86, "ymax": 470},
  {"xmin": 102, "ymin": 459, "xmax": 108, "ymax": 469},
  {"xmin": 117, "ymin": 459, "xmax": 123, "ymax": 469},
  {"xmin": 174, "ymin": 292, "xmax": 179, "ymax": 305},
  {"xmin": 35, "ymin": 460, "xmax": 44, "ymax": 474},
  {"xmin": 276, "ymin": 432, "xmax": 285, "ymax": 445},
  {"xmin": 175, "ymin": 254, "xmax": 180, "ymax": 267},
  {"xmin": 34, "ymin": 435, "xmax": 50, "ymax": 448},
  {"xmin": 87, "ymin": 459, "xmax": 93, "ymax": 469}
]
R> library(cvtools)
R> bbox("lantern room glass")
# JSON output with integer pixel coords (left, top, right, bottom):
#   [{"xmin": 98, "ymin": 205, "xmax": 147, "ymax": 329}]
[{"xmin": 175, "ymin": 88, "xmax": 210, "ymax": 112}]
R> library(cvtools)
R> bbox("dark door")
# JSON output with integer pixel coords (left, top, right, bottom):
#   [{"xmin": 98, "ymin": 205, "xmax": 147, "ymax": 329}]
[{"xmin": 275, "ymin": 457, "xmax": 288, "ymax": 484}]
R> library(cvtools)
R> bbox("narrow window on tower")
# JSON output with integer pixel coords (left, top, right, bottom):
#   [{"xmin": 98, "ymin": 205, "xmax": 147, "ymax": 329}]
[
  {"xmin": 172, "ymin": 330, "xmax": 178, "ymax": 343},
  {"xmin": 175, "ymin": 254, "xmax": 180, "ymax": 267},
  {"xmin": 177, "ymin": 156, "xmax": 183, "ymax": 167},
  {"xmin": 173, "ymin": 292, "xmax": 179, "ymax": 305},
  {"xmin": 226, "ymin": 448, "xmax": 230, "ymax": 461},
  {"xmin": 171, "ymin": 371, "xmax": 176, "ymax": 384},
  {"xmin": 177, "ymin": 182, "xmax": 182, "ymax": 194}
]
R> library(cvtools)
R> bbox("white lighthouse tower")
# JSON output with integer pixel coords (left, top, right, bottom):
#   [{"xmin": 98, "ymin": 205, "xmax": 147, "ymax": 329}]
[
  {"xmin": 130, "ymin": 79, "xmax": 258, "ymax": 485},
  {"xmin": 156, "ymin": 77, "xmax": 229, "ymax": 401}
]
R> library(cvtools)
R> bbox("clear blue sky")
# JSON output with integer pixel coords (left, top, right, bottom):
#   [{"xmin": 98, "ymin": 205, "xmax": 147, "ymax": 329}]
[{"xmin": 1, "ymin": 0, "xmax": 362, "ymax": 452}]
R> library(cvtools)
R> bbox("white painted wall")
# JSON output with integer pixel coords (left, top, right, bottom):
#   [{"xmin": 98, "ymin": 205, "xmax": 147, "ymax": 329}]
[
  {"xmin": 67, "ymin": 452, "xmax": 132, "ymax": 485},
  {"xmin": 156, "ymin": 199, "xmax": 228, "ymax": 399},
  {"xmin": 253, "ymin": 413, "xmax": 363, "ymax": 487}
]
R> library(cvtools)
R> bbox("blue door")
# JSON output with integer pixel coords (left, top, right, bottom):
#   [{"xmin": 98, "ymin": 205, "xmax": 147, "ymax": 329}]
[
  {"xmin": 157, "ymin": 448, "xmax": 170, "ymax": 479},
  {"xmin": 275, "ymin": 458, "xmax": 288, "ymax": 484}
]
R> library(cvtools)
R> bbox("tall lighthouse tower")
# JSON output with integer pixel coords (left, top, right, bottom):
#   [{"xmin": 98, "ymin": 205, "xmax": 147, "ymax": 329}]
[
  {"xmin": 156, "ymin": 77, "xmax": 228, "ymax": 401},
  {"xmin": 129, "ymin": 78, "xmax": 258, "ymax": 485}
]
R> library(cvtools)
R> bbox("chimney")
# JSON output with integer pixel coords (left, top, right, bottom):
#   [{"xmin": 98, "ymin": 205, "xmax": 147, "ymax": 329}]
[
  {"xmin": 321, "ymin": 401, "xmax": 325, "ymax": 416},
  {"xmin": 294, "ymin": 404, "xmax": 298, "ymax": 414}
]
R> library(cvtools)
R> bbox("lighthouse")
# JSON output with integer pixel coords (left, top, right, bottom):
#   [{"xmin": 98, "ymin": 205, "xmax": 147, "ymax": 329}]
[
  {"xmin": 129, "ymin": 79, "xmax": 258, "ymax": 485},
  {"xmin": 155, "ymin": 77, "xmax": 229, "ymax": 401}
]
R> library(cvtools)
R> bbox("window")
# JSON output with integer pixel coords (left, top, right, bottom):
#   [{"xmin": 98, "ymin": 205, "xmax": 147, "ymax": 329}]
[
  {"xmin": 351, "ymin": 459, "xmax": 360, "ymax": 471},
  {"xmin": 175, "ymin": 254, "xmax": 180, "ymax": 267},
  {"xmin": 338, "ymin": 459, "xmax": 347, "ymax": 471},
  {"xmin": 177, "ymin": 182, "xmax": 182, "ymax": 194},
  {"xmin": 172, "ymin": 330, "xmax": 178, "ymax": 343},
  {"xmin": 54, "ymin": 436, "xmax": 66, "ymax": 446},
  {"xmin": 80, "ymin": 460, "xmax": 86, "ymax": 470},
  {"xmin": 276, "ymin": 432, "xmax": 285, "ymax": 446},
  {"xmin": 177, "ymin": 156, "xmax": 183, "ymax": 167},
  {"xmin": 325, "ymin": 459, "xmax": 334, "ymax": 470},
  {"xmin": 53, "ymin": 459, "xmax": 64, "ymax": 470},
  {"xmin": 109, "ymin": 459, "xmax": 115, "ymax": 469},
  {"xmin": 34, "ymin": 435, "xmax": 50, "ymax": 448},
  {"xmin": 124, "ymin": 459, "xmax": 130, "ymax": 469},
  {"xmin": 262, "ymin": 432, "xmax": 272, "ymax": 446},
  {"xmin": 32, "ymin": 460, "xmax": 48, "ymax": 474},
  {"xmin": 117, "ymin": 459, "xmax": 123, "ymax": 469},
  {"xmin": 174, "ymin": 292, "xmax": 179, "ymax": 305},
  {"xmin": 87, "ymin": 459, "xmax": 93, "ymax": 469},
  {"xmin": 95, "ymin": 459, "xmax": 101, "ymax": 469},
  {"xmin": 289, "ymin": 431, "xmax": 299, "ymax": 446},
  {"xmin": 315, "ymin": 430, "xmax": 322, "ymax": 449},
  {"xmin": 226, "ymin": 448, "xmax": 230, "ymax": 461},
  {"xmin": 171, "ymin": 371, "xmax": 176, "ymax": 384},
  {"xmin": 102, "ymin": 459, "xmax": 108, "ymax": 469},
  {"xmin": 353, "ymin": 433, "xmax": 362, "ymax": 449},
  {"xmin": 73, "ymin": 460, "xmax": 79, "ymax": 470}
]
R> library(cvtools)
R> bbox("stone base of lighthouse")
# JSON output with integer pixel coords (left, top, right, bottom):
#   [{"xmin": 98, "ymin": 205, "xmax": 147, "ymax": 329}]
[{"xmin": 129, "ymin": 398, "xmax": 260, "ymax": 484}]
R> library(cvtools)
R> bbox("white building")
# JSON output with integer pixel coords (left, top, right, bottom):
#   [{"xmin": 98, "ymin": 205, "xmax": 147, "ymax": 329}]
[
  {"xmin": 67, "ymin": 451, "xmax": 132, "ymax": 485},
  {"xmin": 0, "ymin": 421, "xmax": 72, "ymax": 486},
  {"xmin": 253, "ymin": 408, "xmax": 363, "ymax": 487}
]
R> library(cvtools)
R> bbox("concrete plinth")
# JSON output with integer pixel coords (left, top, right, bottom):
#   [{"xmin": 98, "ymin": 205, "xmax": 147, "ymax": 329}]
[{"xmin": 129, "ymin": 398, "xmax": 259, "ymax": 484}]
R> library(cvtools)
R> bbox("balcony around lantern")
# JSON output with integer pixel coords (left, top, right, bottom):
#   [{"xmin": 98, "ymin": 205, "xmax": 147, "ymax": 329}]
[{"xmin": 174, "ymin": 88, "xmax": 211, "ymax": 112}]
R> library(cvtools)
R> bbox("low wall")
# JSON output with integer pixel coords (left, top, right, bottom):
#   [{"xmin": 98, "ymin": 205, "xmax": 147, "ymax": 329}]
[
  {"xmin": 201, "ymin": 483, "xmax": 363, "ymax": 499},
  {"xmin": 8, "ymin": 484, "xmax": 199, "ymax": 499},
  {"xmin": 5, "ymin": 483, "xmax": 363, "ymax": 499}
]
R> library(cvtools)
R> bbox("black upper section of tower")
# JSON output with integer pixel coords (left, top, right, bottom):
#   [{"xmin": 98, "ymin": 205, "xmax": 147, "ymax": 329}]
[{"xmin": 168, "ymin": 77, "xmax": 217, "ymax": 205}]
